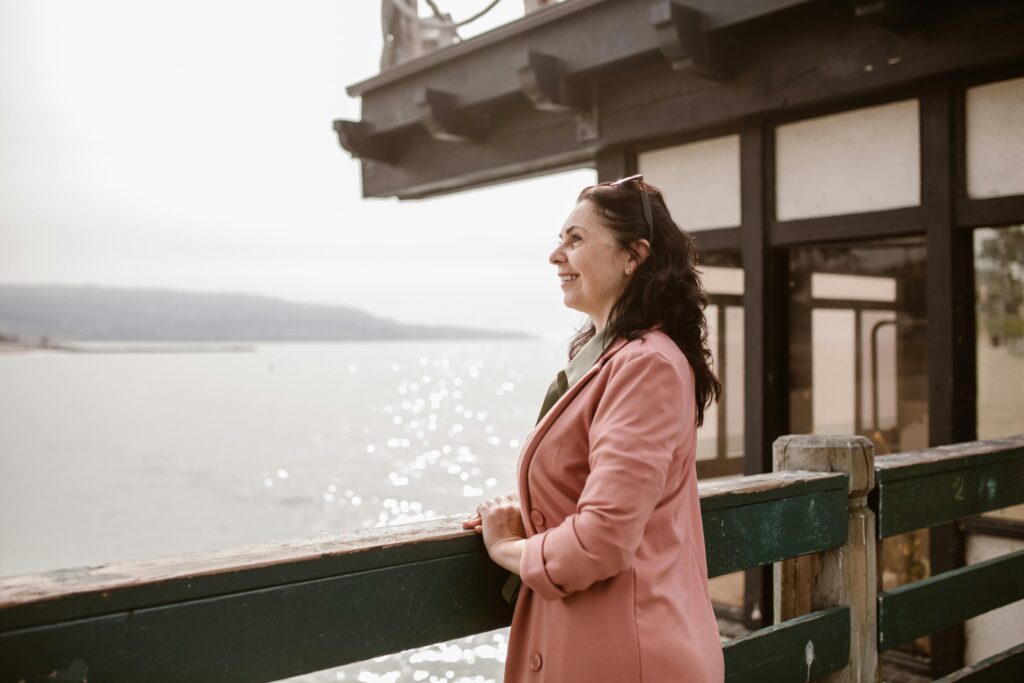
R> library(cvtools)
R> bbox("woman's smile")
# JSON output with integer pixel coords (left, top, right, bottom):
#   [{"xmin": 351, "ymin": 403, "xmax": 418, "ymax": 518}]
[{"xmin": 559, "ymin": 272, "xmax": 580, "ymax": 287}]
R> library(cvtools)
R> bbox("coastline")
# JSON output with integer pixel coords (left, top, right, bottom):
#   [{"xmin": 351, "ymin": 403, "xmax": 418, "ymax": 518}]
[
  {"xmin": 0, "ymin": 341, "xmax": 255, "ymax": 354},
  {"xmin": 0, "ymin": 335, "xmax": 548, "ymax": 355}
]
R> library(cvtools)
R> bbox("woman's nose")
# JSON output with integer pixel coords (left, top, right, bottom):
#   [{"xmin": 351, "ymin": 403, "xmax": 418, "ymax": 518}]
[{"xmin": 549, "ymin": 245, "xmax": 564, "ymax": 264}]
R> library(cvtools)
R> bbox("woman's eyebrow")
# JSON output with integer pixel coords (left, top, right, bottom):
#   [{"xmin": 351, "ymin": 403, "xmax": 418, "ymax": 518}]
[{"xmin": 558, "ymin": 225, "xmax": 585, "ymax": 239}]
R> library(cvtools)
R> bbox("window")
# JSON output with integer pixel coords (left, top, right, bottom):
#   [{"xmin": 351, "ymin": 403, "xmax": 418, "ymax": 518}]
[
  {"xmin": 975, "ymin": 225, "xmax": 1024, "ymax": 439},
  {"xmin": 696, "ymin": 251, "xmax": 744, "ymax": 476}
]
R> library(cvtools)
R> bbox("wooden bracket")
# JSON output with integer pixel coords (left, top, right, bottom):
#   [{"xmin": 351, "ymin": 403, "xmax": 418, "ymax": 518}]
[
  {"xmin": 575, "ymin": 83, "xmax": 600, "ymax": 142},
  {"xmin": 417, "ymin": 88, "xmax": 489, "ymax": 143},
  {"xmin": 332, "ymin": 119, "xmax": 397, "ymax": 163},
  {"xmin": 649, "ymin": 1, "xmax": 730, "ymax": 81},
  {"xmin": 518, "ymin": 50, "xmax": 588, "ymax": 114},
  {"xmin": 851, "ymin": 0, "xmax": 934, "ymax": 34}
]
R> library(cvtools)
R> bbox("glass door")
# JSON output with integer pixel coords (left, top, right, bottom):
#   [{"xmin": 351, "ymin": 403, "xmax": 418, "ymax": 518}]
[
  {"xmin": 788, "ymin": 238, "xmax": 928, "ymax": 453},
  {"xmin": 787, "ymin": 237, "xmax": 932, "ymax": 655}
]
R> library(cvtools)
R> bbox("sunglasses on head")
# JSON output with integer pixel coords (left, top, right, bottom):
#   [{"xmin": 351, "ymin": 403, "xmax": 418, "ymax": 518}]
[{"xmin": 608, "ymin": 174, "xmax": 654, "ymax": 247}]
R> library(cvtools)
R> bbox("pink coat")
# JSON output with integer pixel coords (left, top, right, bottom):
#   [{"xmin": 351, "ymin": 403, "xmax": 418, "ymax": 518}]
[{"xmin": 506, "ymin": 329, "xmax": 724, "ymax": 682}]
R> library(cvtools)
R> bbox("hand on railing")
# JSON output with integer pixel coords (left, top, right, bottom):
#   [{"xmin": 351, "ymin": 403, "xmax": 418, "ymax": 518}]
[{"xmin": 464, "ymin": 494, "xmax": 525, "ymax": 574}]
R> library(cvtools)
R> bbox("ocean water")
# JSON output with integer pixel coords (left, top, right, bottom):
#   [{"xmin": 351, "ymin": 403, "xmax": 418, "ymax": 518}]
[{"xmin": 0, "ymin": 339, "xmax": 570, "ymax": 682}]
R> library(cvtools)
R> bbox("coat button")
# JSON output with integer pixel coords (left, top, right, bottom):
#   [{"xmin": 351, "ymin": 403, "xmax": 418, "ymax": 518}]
[
  {"xmin": 529, "ymin": 510, "xmax": 545, "ymax": 528},
  {"xmin": 529, "ymin": 652, "xmax": 543, "ymax": 671}
]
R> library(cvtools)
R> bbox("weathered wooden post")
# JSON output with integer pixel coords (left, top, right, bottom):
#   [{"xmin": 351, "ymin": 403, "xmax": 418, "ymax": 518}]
[{"xmin": 773, "ymin": 434, "xmax": 878, "ymax": 683}]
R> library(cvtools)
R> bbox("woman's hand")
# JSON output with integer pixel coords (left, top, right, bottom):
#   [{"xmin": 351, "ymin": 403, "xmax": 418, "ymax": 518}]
[{"xmin": 463, "ymin": 494, "xmax": 526, "ymax": 575}]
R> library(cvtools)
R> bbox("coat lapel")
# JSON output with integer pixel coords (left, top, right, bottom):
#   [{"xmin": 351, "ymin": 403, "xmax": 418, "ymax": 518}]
[{"xmin": 516, "ymin": 335, "xmax": 631, "ymax": 517}]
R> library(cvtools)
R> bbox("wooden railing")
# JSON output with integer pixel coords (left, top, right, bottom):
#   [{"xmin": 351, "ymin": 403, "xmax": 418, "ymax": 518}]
[
  {"xmin": 872, "ymin": 437, "xmax": 1024, "ymax": 681},
  {"xmin": 1, "ymin": 434, "xmax": 1021, "ymax": 682}
]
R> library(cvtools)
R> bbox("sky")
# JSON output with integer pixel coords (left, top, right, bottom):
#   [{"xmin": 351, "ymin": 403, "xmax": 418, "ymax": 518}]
[{"xmin": 0, "ymin": 1, "xmax": 594, "ymax": 339}]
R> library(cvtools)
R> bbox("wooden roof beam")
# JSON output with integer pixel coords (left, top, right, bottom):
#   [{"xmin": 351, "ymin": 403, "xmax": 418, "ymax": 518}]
[
  {"xmin": 851, "ymin": 0, "xmax": 936, "ymax": 34},
  {"xmin": 518, "ymin": 50, "xmax": 590, "ymax": 114},
  {"xmin": 650, "ymin": 1, "xmax": 731, "ymax": 80},
  {"xmin": 417, "ymin": 88, "xmax": 489, "ymax": 143},
  {"xmin": 518, "ymin": 50, "xmax": 600, "ymax": 143},
  {"xmin": 344, "ymin": 0, "xmax": 813, "ymax": 139},
  {"xmin": 332, "ymin": 120, "xmax": 400, "ymax": 163},
  {"xmin": 348, "ymin": 0, "xmax": 1024, "ymax": 199}
]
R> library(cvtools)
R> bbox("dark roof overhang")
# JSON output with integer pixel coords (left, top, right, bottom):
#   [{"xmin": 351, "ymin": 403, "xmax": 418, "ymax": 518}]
[{"xmin": 337, "ymin": 0, "xmax": 1024, "ymax": 199}]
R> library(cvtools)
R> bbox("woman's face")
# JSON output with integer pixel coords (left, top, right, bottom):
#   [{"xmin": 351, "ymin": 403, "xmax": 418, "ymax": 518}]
[{"xmin": 549, "ymin": 199, "xmax": 634, "ymax": 329}]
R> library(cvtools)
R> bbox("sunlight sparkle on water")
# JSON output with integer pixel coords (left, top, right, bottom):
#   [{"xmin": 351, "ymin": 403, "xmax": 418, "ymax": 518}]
[
  {"xmin": 357, "ymin": 673, "xmax": 398, "ymax": 683},
  {"xmin": 257, "ymin": 346, "xmax": 553, "ymax": 680}
]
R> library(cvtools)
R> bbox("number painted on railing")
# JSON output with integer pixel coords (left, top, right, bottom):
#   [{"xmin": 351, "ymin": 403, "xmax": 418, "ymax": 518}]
[{"xmin": 952, "ymin": 475, "xmax": 965, "ymax": 502}]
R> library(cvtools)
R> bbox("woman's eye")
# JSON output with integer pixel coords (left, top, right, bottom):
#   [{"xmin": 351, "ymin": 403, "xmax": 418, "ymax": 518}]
[{"xmin": 570, "ymin": 235, "xmax": 581, "ymax": 244}]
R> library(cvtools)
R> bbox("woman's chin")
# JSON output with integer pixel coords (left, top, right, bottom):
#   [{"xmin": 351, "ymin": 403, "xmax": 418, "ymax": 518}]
[{"xmin": 561, "ymin": 296, "xmax": 586, "ymax": 315}]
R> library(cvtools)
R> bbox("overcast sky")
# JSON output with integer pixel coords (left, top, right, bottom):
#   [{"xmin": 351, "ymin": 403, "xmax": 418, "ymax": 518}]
[{"xmin": 0, "ymin": 1, "xmax": 594, "ymax": 339}]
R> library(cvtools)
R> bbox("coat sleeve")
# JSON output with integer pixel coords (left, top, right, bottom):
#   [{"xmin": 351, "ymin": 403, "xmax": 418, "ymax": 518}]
[{"xmin": 519, "ymin": 350, "xmax": 694, "ymax": 601}]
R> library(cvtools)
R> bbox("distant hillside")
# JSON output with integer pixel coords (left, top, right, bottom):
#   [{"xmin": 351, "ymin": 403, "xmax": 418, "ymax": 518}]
[{"xmin": 0, "ymin": 285, "xmax": 531, "ymax": 342}]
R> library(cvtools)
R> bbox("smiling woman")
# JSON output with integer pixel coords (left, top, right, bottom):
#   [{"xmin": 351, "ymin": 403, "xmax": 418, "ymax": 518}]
[{"xmin": 464, "ymin": 176, "xmax": 724, "ymax": 682}]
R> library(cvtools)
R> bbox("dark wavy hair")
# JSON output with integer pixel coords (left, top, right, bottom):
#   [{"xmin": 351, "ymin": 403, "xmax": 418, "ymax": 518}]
[{"xmin": 569, "ymin": 177, "xmax": 721, "ymax": 426}]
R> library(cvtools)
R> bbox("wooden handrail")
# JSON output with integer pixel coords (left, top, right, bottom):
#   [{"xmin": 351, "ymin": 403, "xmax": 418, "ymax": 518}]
[
  {"xmin": 1, "ymin": 435, "xmax": 1021, "ymax": 683},
  {"xmin": 0, "ymin": 469, "xmax": 847, "ymax": 683},
  {"xmin": 0, "ymin": 470, "xmax": 847, "ymax": 630},
  {"xmin": 872, "ymin": 434, "xmax": 1024, "ymax": 538}
]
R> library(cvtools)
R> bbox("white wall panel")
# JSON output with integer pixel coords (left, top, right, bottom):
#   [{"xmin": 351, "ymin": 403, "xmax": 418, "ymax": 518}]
[
  {"xmin": 967, "ymin": 76, "xmax": 1024, "ymax": 199},
  {"xmin": 638, "ymin": 135, "xmax": 740, "ymax": 232},
  {"xmin": 775, "ymin": 100, "xmax": 920, "ymax": 221}
]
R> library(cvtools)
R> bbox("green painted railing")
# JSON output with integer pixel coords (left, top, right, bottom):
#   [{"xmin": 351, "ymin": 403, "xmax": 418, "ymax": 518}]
[
  {"xmin": 1, "ymin": 434, "xmax": 1021, "ymax": 682},
  {"xmin": 0, "ymin": 469, "xmax": 850, "ymax": 682},
  {"xmin": 872, "ymin": 436, "xmax": 1024, "ymax": 681},
  {"xmin": 872, "ymin": 437, "xmax": 1024, "ymax": 539}
]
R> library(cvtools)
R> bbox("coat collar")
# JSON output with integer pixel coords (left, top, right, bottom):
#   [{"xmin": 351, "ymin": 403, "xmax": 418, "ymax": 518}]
[
  {"xmin": 516, "ymin": 333, "xmax": 633, "ymax": 517},
  {"xmin": 563, "ymin": 326, "xmax": 610, "ymax": 388}
]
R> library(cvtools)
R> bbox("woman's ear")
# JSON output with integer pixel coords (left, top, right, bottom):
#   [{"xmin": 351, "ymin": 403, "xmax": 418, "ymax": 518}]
[{"xmin": 632, "ymin": 239, "xmax": 651, "ymax": 266}]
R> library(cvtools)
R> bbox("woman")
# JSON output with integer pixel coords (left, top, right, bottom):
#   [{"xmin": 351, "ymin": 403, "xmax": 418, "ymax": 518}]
[{"xmin": 463, "ymin": 175, "xmax": 724, "ymax": 682}]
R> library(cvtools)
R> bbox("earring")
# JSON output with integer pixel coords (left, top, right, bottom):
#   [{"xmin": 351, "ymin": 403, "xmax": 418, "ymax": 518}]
[{"xmin": 625, "ymin": 266, "xmax": 633, "ymax": 275}]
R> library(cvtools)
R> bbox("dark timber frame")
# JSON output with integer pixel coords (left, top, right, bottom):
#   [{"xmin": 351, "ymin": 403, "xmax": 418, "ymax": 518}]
[{"xmin": 338, "ymin": 0, "xmax": 1024, "ymax": 674}]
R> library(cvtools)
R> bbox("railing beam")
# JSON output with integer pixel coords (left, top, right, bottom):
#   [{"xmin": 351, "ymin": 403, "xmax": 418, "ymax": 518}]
[
  {"xmin": 877, "ymin": 548, "xmax": 1024, "ymax": 652},
  {"xmin": 723, "ymin": 606, "xmax": 850, "ymax": 683}
]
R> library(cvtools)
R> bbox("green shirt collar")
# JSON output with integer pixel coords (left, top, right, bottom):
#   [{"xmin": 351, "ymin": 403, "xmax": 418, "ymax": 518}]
[{"xmin": 564, "ymin": 327, "xmax": 611, "ymax": 388}]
